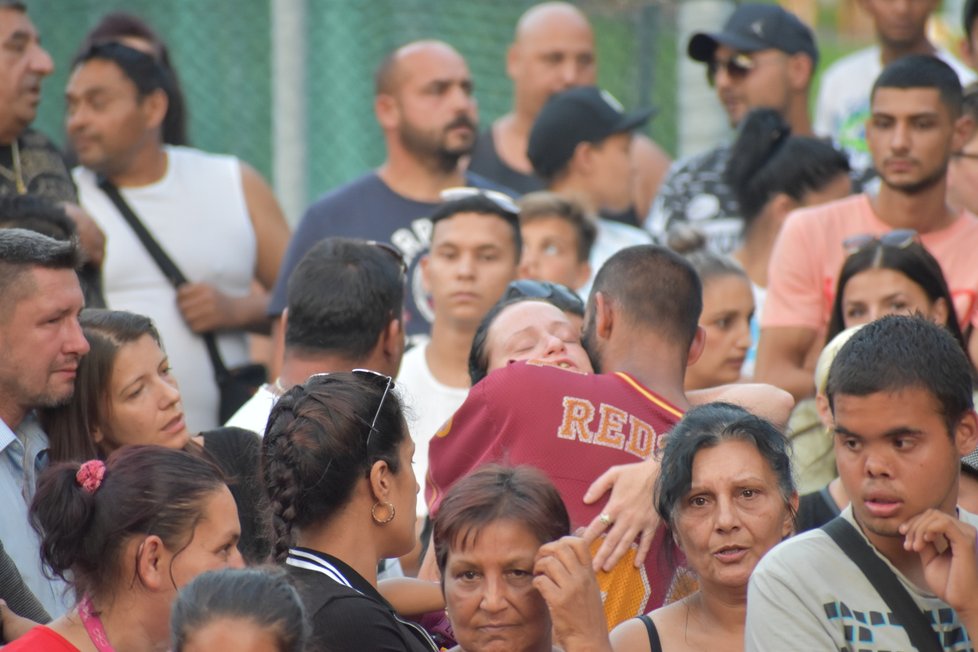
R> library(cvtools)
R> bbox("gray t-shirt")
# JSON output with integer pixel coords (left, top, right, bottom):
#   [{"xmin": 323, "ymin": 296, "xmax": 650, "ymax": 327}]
[{"xmin": 746, "ymin": 505, "xmax": 977, "ymax": 651}]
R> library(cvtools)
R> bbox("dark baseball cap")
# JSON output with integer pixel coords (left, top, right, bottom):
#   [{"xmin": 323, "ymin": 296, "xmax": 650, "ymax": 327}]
[
  {"xmin": 527, "ymin": 86, "xmax": 655, "ymax": 179},
  {"xmin": 688, "ymin": 3, "xmax": 818, "ymax": 65}
]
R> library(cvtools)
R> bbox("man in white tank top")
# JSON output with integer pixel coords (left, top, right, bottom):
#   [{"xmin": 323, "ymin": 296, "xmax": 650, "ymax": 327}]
[{"xmin": 65, "ymin": 42, "xmax": 291, "ymax": 430}]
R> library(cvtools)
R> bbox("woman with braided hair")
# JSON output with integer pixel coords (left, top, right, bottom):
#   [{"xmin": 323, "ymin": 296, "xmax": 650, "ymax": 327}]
[
  {"xmin": 261, "ymin": 371, "xmax": 437, "ymax": 651},
  {"xmin": 5, "ymin": 445, "xmax": 244, "ymax": 651}
]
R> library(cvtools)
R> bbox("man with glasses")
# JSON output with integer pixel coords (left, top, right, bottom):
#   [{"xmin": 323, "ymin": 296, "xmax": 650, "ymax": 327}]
[
  {"xmin": 395, "ymin": 190, "xmax": 521, "ymax": 507},
  {"xmin": 646, "ymin": 3, "xmax": 817, "ymax": 254},
  {"xmin": 268, "ymin": 40, "xmax": 509, "ymax": 349},
  {"xmin": 757, "ymin": 55, "xmax": 978, "ymax": 402},
  {"xmin": 816, "ymin": 0, "xmax": 974, "ymax": 175}
]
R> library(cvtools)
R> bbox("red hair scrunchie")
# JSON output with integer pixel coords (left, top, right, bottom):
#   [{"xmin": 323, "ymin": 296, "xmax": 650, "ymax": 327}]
[{"xmin": 75, "ymin": 460, "xmax": 106, "ymax": 494}]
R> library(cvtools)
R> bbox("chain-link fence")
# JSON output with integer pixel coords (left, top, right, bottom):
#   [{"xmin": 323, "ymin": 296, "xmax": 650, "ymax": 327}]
[{"xmin": 32, "ymin": 0, "xmax": 680, "ymax": 218}]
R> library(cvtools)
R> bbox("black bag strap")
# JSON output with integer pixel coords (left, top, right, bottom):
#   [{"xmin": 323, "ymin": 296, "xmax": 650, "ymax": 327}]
[
  {"xmin": 821, "ymin": 517, "xmax": 943, "ymax": 652},
  {"xmin": 97, "ymin": 176, "xmax": 232, "ymax": 381}
]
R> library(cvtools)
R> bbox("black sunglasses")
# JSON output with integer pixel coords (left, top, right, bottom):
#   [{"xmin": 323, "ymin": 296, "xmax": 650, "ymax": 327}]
[
  {"xmin": 706, "ymin": 52, "xmax": 756, "ymax": 87},
  {"xmin": 842, "ymin": 229, "xmax": 917, "ymax": 256},
  {"xmin": 504, "ymin": 279, "xmax": 585, "ymax": 316}
]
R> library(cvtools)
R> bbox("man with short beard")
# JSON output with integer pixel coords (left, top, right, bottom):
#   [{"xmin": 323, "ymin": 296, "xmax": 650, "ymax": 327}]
[
  {"xmin": 0, "ymin": 229, "xmax": 89, "ymax": 616},
  {"xmin": 757, "ymin": 55, "xmax": 978, "ymax": 402},
  {"xmin": 269, "ymin": 40, "xmax": 509, "ymax": 343}
]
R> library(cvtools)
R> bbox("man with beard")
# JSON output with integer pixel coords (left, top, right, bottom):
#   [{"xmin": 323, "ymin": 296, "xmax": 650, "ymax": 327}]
[
  {"xmin": 747, "ymin": 316, "xmax": 978, "ymax": 650},
  {"xmin": 757, "ymin": 55, "xmax": 978, "ymax": 402},
  {"xmin": 0, "ymin": 229, "xmax": 89, "ymax": 616},
  {"xmin": 269, "ymin": 40, "xmax": 507, "ymax": 343}
]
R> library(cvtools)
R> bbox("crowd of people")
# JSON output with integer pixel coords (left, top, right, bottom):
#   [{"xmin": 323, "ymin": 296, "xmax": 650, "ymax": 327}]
[{"xmin": 2, "ymin": 0, "xmax": 978, "ymax": 649}]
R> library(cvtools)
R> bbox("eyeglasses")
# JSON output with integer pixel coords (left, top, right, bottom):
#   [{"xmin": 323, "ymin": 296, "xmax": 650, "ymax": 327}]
[
  {"xmin": 301, "ymin": 369, "xmax": 395, "ymax": 452},
  {"xmin": 352, "ymin": 368, "xmax": 394, "ymax": 451},
  {"xmin": 366, "ymin": 240, "xmax": 408, "ymax": 276},
  {"xmin": 440, "ymin": 187, "xmax": 520, "ymax": 218},
  {"xmin": 842, "ymin": 229, "xmax": 917, "ymax": 256},
  {"xmin": 706, "ymin": 52, "xmax": 756, "ymax": 87},
  {"xmin": 503, "ymin": 279, "xmax": 585, "ymax": 316}
]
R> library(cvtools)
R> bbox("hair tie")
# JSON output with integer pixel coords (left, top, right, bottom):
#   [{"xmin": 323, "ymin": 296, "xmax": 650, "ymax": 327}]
[{"xmin": 75, "ymin": 460, "xmax": 106, "ymax": 494}]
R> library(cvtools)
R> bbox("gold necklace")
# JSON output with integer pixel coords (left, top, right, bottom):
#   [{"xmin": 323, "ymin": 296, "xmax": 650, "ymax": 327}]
[{"xmin": 0, "ymin": 139, "xmax": 26, "ymax": 194}]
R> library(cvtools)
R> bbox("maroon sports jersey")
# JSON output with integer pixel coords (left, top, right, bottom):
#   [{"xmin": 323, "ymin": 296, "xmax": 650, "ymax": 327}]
[{"xmin": 426, "ymin": 360, "xmax": 683, "ymax": 624}]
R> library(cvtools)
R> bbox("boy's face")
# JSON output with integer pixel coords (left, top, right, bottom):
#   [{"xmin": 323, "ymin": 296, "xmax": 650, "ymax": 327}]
[
  {"xmin": 518, "ymin": 215, "xmax": 590, "ymax": 291},
  {"xmin": 832, "ymin": 387, "xmax": 978, "ymax": 553}
]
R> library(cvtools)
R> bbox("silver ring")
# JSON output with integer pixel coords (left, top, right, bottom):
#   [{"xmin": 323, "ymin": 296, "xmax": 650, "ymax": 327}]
[{"xmin": 599, "ymin": 512, "xmax": 614, "ymax": 526}]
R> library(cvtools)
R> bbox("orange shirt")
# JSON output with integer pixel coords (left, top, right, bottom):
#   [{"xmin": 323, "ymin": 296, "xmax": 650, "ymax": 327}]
[{"xmin": 763, "ymin": 194, "xmax": 978, "ymax": 340}]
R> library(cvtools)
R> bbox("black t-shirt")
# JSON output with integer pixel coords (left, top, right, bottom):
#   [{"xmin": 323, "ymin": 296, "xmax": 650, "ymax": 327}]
[
  {"xmin": 286, "ymin": 548, "xmax": 437, "ymax": 652},
  {"xmin": 795, "ymin": 484, "xmax": 842, "ymax": 534}
]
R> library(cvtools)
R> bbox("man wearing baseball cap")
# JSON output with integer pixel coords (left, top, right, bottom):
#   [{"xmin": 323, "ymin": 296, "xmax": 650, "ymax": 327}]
[
  {"xmin": 528, "ymin": 85, "xmax": 654, "ymax": 288},
  {"xmin": 646, "ymin": 2, "xmax": 818, "ymax": 254}
]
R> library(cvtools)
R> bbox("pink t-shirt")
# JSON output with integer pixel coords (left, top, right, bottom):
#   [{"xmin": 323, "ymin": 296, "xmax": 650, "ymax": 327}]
[{"xmin": 763, "ymin": 193, "xmax": 978, "ymax": 338}]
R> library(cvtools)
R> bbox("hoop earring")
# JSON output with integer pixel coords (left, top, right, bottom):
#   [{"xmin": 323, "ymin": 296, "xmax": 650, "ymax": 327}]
[{"xmin": 371, "ymin": 501, "xmax": 396, "ymax": 524}]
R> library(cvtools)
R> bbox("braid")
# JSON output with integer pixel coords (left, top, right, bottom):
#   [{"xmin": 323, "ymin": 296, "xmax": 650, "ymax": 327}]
[{"xmin": 262, "ymin": 398, "xmax": 303, "ymax": 563}]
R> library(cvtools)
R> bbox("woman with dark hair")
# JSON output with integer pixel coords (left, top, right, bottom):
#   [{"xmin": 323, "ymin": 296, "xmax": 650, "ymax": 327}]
[
  {"xmin": 608, "ymin": 403, "xmax": 797, "ymax": 652},
  {"xmin": 726, "ymin": 108, "xmax": 852, "ymax": 292},
  {"xmin": 77, "ymin": 12, "xmax": 188, "ymax": 146},
  {"xmin": 824, "ymin": 235, "xmax": 965, "ymax": 348},
  {"xmin": 4, "ymin": 446, "xmax": 244, "ymax": 651},
  {"xmin": 40, "ymin": 309, "xmax": 269, "ymax": 563},
  {"xmin": 171, "ymin": 568, "xmax": 308, "ymax": 652},
  {"xmin": 433, "ymin": 464, "xmax": 572, "ymax": 652},
  {"xmin": 668, "ymin": 227, "xmax": 755, "ymax": 386},
  {"xmin": 262, "ymin": 371, "xmax": 437, "ymax": 651}
]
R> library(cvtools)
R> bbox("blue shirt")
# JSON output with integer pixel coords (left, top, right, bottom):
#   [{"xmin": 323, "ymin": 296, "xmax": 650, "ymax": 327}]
[{"xmin": 0, "ymin": 413, "xmax": 69, "ymax": 616}]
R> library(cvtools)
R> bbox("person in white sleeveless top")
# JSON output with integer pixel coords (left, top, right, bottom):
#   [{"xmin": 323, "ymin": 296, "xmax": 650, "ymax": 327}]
[{"xmin": 66, "ymin": 42, "xmax": 289, "ymax": 430}]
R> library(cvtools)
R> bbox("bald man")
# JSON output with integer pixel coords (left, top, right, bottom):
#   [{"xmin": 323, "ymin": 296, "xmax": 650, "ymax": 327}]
[
  {"xmin": 468, "ymin": 2, "xmax": 670, "ymax": 222},
  {"xmin": 269, "ymin": 40, "xmax": 508, "ymax": 343}
]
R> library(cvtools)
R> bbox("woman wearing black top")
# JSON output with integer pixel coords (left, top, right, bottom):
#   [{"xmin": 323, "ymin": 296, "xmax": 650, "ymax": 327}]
[{"xmin": 262, "ymin": 372, "xmax": 437, "ymax": 652}]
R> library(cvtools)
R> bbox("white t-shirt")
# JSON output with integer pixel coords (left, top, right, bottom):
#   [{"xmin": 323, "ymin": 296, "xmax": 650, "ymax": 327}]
[
  {"xmin": 395, "ymin": 341, "xmax": 469, "ymax": 516},
  {"xmin": 224, "ymin": 384, "xmax": 279, "ymax": 436},
  {"xmin": 75, "ymin": 146, "xmax": 255, "ymax": 431},
  {"xmin": 814, "ymin": 46, "xmax": 976, "ymax": 174},
  {"xmin": 746, "ymin": 505, "xmax": 978, "ymax": 651}
]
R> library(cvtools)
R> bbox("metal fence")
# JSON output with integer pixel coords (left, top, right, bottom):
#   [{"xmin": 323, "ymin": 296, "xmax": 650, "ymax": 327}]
[{"xmin": 30, "ymin": 0, "xmax": 680, "ymax": 220}]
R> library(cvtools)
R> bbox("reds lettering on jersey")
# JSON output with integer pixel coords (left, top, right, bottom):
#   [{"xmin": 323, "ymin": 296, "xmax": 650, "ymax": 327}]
[{"xmin": 425, "ymin": 360, "xmax": 683, "ymax": 625}]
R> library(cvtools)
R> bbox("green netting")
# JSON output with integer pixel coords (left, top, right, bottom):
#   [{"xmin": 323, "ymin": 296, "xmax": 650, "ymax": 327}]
[{"xmin": 30, "ymin": 0, "xmax": 678, "ymax": 206}]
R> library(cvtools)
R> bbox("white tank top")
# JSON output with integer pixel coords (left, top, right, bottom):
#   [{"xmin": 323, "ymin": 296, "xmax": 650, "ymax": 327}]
[{"xmin": 74, "ymin": 146, "xmax": 256, "ymax": 431}]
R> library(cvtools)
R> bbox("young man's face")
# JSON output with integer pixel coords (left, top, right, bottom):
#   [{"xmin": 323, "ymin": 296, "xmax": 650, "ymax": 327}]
[
  {"xmin": 859, "ymin": 0, "xmax": 937, "ymax": 50},
  {"xmin": 832, "ymin": 387, "xmax": 978, "ymax": 550},
  {"xmin": 866, "ymin": 87, "xmax": 967, "ymax": 195},
  {"xmin": 422, "ymin": 211, "xmax": 519, "ymax": 329},
  {"xmin": 518, "ymin": 215, "xmax": 590, "ymax": 291},
  {"xmin": 710, "ymin": 45, "xmax": 793, "ymax": 127}
]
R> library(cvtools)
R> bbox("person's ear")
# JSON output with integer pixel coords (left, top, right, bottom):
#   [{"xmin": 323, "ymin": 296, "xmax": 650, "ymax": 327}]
[
  {"xmin": 767, "ymin": 192, "xmax": 799, "ymax": 225},
  {"xmin": 783, "ymin": 492, "xmax": 800, "ymax": 537},
  {"xmin": 135, "ymin": 535, "xmax": 168, "ymax": 591},
  {"xmin": 419, "ymin": 254, "xmax": 431, "ymax": 294},
  {"xmin": 786, "ymin": 53, "xmax": 813, "ymax": 91},
  {"xmin": 593, "ymin": 291, "xmax": 615, "ymax": 339},
  {"xmin": 572, "ymin": 142, "xmax": 595, "ymax": 176},
  {"xmin": 815, "ymin": 393, "xmax": 834, "ymax": 430},
  {"xmin": 142, "ymin": 88, "xmax": 169, "ymax": 132},
  {"xmin": 930, "ymin": 297, "xmax": 950, "ymax": 329},
  {"xmin": 381, "ymin": 317, "xmax": 405, "ymax": 374},
  {"xmin": 369, "ymin": 458, "xmax": 394, "ymax": 502},
  {"xmin": 952, "ymin": 115, "xmax": 975, "ymax": 153},
  {"xmin": 954, "ymin": 409, "xmax": 978, "ymax": 457},
  {"xmin": 375, "ymin": 93, "xmax": 399, "ymax": 130},
  {"xmin": 686, "ymin": 326, "xmax": 706, "ymax": 367},
  {"xmin": 505, "ymin": 42, "xmax": 521, "ymax": 81}
]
